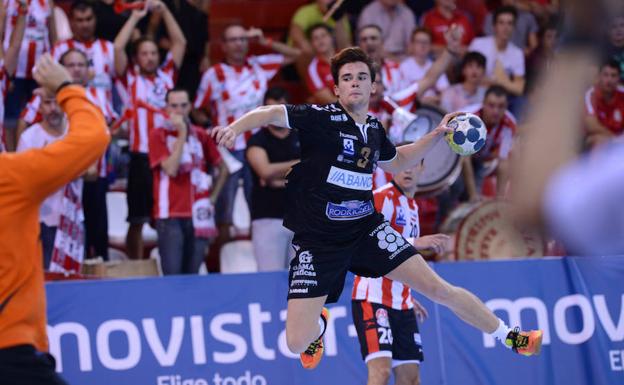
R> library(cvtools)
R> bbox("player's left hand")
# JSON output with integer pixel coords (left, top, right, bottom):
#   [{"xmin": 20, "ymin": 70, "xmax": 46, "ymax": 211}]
[
  {"xmin": 212, "ymin": 125, "xmax": 237, "ymax": 148},
  {"xmin": 412, "ymin": 298, "xmax": 429, "ymax": 323}
]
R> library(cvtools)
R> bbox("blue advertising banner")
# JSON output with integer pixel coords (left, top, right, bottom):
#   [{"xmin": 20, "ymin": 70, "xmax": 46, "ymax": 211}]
[{"xmin": 46, "ymin": 256, "xmax": 624, "ymax": 385}]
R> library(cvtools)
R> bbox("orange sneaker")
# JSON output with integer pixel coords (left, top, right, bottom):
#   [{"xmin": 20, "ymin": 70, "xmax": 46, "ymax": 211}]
[
  {"xmin": 300, "ymin": 307, "xmax": 330, "ymax": 369},
  {"xmin": 505, "ymin": 327, "xmax": 543, "ymax": 356}
]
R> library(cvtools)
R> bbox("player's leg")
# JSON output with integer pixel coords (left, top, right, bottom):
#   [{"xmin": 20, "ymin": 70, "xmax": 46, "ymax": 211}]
[
  {"xmin": 393, "ymin": 363, "xmax": 420, "ymax": 385},
  {"xmin": 386, "ymin": 254, "xmax": 542, "ymax": 355},
  {"xmin": 367, "ymin": 358, "xmax": 393, "ymax": 385},
  {"xmin": 352, "ymin": 300, "xmax": 394, "ymax": 385},
  {"xmin": 285, "ymin": 296, "xmax": 328, "ymax": 353}
]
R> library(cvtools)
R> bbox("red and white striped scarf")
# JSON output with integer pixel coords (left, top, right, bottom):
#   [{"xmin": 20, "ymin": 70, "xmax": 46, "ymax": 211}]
[{"xmin": 49, "ymin": 179, "xmax": 84, "ymax": 273}]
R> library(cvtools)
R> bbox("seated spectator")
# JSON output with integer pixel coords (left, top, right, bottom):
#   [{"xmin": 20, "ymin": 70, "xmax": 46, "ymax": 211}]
[
  {"xmin": 463, "ymin": 86, "xmax": 517, "ymax": 200},
  {"xmin": 357, "ymin": 0, "xmax": 416, "ymax": 60},
  {"xmin": 400, "ymin": 28, "xmax": 450, "ymax": 106},
  {"xmin": 584, "ymin": 60, "xmax": 624, "ymax": 148},
  {"xmin": 193, "ymin": 23, "xmax": 300, "ymax": 242},
  {"xmin": 148, "ymin": 89, "xmax": 228, "ymax": 275},
  {"xmin": 114, "ymin": 0, "xmax": 187, "ymax": 259},
  {"xmin": 306, "ymin": 23, "xmax": 337, "ymax": 104},
  {"xmin": 0, "ymin": 2, "xmax": 25, "ymax": 151},
  {"xmin": 440, "ymin": 51, "xmax": 487, "ymax": 112},
  {"xmin": 289, "ymin": 0, "xmax": 351, "ymax": 58},
  {"xmin": 422, "ymin": 0, "xmax": 475, "ymax": 57},
  {"xmin": 605, "ymin": 15, "xmax": 624, "ymax": 83},
  {"xmin": 16, "ymin": 89, "xmax": 84, "ymax": 269},
  {"xmin": 469, "ymin": 6, "xmax": 525, "ymax": 97},
  {"xmin": 483, "ymin": 0, "xmax": 538, "ymax": 56},
  {"xmin": 246, "ymin": 87, "xmax": 300, "ymax": 271}
]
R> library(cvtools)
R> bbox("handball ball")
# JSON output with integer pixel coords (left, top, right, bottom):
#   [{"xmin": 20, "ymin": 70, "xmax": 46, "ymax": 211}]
[{"xmin": 445, "ymin": 113, "xmax": 487, "ymax": 156}]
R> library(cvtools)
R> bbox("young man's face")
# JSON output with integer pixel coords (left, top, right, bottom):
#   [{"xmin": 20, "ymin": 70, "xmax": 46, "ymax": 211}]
[
  {"xmin": 136, "ymin": 40, "xmax": 160, "ymax": 74},
  {"xmin": 463, "ymin": 61, "xmax": 485, "ymax": 84},
  {"xmin": 70, "ymin": 8, "xmax": 96, "ymax": 41},
  {"xmin": 610, "ymin": 17, "xmax": 624, "ymax": 47},
  {"xmin": 334, "ymin": 62, "xmax": 375, "ymax": 108},
  {"xmin": 394, "ymin": 162, "xmax": 424, "ymax": 192},
  {"xmin": 410, "ymin": 32, "xmax": 432, "ymax": 59},
  {"xmin": 222, "ymin": 25, "xmax": 249, "ymax": 63},
  {"xmin": 598, "ymin": 66, "xmax": 621, "ymax": 94},
  {"xmin": 311, "ymin": 27, "xmax": 334, "ymax": 56},
  {"xmin": 482, "ymin": 93, "xmax": 508, "ymax": 126},
  {"xmin": 62, "ymin": 51, "xmax": 89, "ymax": 85},
  {"xmin": 358, "ymin": 27, "xmax": 383, "ymax": 59},
  {"xmin": 494, "ymin": 13, "xmax": 515, "ymax": 42},
  {"xmin": 166, "ymin": 91, "xmax": 192, "ymax": 118}
]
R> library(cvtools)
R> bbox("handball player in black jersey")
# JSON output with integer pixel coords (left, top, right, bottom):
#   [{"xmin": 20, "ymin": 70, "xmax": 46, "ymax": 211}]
[{"xmin": 213, "ymin": 46, "xmax": 543, "ymax": 369}]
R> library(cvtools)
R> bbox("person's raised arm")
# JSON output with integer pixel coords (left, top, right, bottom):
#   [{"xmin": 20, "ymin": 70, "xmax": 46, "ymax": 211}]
[
  {"xmin": 213, "ymin": 105, "xmax": 288, "ymax": 147},
  {"xmin": 152, "ymin": 0, "xmax": 187, "ymax": 68},
  {"xmin": 4, "ymin": 3, "xmax": 26, "ymax": 76},
  {"xmin": 6, "ymin": 54, "xmax": 110, "ymax": 201},
  {"xmin": 114, "ymin": 4, "xmax": 150, "ymax": 76},
  {"xmin": 248, "ymin": 27, "xmax": 301, "ymax": 65},
  {"xmin": 380, "ymin": 113, "xmax": 457, "ymax": 174},
  {"xmin": 419, "ymin": 25, "xmax": 462, "ymax": 93}
]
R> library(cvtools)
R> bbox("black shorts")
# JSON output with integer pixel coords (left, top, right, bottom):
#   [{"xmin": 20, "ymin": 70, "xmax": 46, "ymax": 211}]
[
  {"xmin": 287, "ymin": 215, "xmax": 416, "ymax": 303},
  {"xmin": 351, "ymin": 300, "xmax": 424, "ymax": 364},
  {"xmin": 127, "ymin": 152, "xmax": 153, "ymax": 224},
  {"xmin": 0, "ymin": 345, "xmax": 69, "ymax": 385}
]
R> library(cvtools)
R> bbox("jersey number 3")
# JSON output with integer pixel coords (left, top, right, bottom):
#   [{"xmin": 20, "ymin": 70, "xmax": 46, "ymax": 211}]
[{"xmin": 357, "ymin": 147, "xmax": 371, "ymax": 168}]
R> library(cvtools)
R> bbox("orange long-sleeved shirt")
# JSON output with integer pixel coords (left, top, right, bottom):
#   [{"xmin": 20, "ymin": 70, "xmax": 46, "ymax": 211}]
[{"xmin": 0, "ymin": 85, "xmax": 110, "ymax": 352}]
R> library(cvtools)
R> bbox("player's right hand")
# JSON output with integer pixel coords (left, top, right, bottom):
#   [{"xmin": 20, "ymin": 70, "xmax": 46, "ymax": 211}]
[
  {"xmin": 33, "ymin": 54, "xmax": 72, "ymax": 94},
  {"xmin": 212, "ymin": 125, "xmax": 236, "ymax": 148}
]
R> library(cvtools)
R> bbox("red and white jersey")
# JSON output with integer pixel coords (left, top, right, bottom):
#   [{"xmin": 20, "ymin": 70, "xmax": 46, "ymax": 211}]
[
  {"xmin": 380, "ymin": 59, "xmax": 406, "ymax": 96},
  {"xmin": 149, "ymin": 124, "xmax": 222, "ymax": 219},
  {"xmin": 585, "ymin": 85, "xmax": 624, "ymax": 135},
  {"xmin": 467, "ymin": 104, "xmax": 517, "ymax": 162},
  {"xmin": 3, "ymin": 0, "xmax": 51, "ymax": 79},
  {"xmin": 20, "ymin": 94, "xmax": 42, "ymax": 126},
  {"xmin": 352, "ymin": 182, "xmax": 420, "ymax": 310},
  {"xmin": 52, "ymin": 38, "xmax": 116, "ymax": 108},
  {"xmin": 0, "ymin": 61, "xmax": 8, "ymax": 151},
  {"xmin": 372, "ymin": 166, "xmax": 393, "ymax": 190},
  {"xmin": 306, "ymin": 55, "xmax": 334, "ymax": 94},
  {"xmin": 194, "ymin": 54, "xmax": 284, "ymax": 151},
  {"xmin": 121, "ymin": 52, "xmax": 177, "ymax": 153}
]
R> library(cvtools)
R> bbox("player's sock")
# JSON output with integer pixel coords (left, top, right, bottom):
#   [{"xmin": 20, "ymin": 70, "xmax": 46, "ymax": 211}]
[
  {"xmin": 490, "ymin": 319, "xmax": 512, "ymax": 349},
  {"xmin": 317, "ymin": 311, "xmax": 327, "ymax": 338}
]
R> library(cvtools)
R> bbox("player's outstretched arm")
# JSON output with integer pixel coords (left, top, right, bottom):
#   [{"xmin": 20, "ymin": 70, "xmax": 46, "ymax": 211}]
[
  {"xmin": 380, "ymin": 112, "xmax": 459, "ymax": 174},
  {"xmin": 213, "ymin": 105, "xmax": 288, "ymax": 147}
]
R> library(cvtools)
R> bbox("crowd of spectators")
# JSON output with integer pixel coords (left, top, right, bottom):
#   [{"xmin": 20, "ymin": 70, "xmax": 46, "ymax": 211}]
[{"xmin": 1, "ymin": 0, "xmax": 622, "ymax": 274}]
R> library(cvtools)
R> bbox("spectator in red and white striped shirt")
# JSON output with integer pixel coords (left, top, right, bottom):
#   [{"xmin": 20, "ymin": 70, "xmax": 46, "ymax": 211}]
[
  {"xmin": 148, "ymin": 88, "xmax": 228, "ymax": 275},
  {"xmin": 0, "ymin": 1, "xmax": 26, "ymax": 151},
  {"xmin": 352, "ymin": 161, "xmax": 450, "ymax": 385},
  {"xmin": 3, "ymin": 0, "xmax": 56, "ymax": 133},
  {"xmin": 193, "ymin": 23, "xmax": 300, "ymax": 237},
  {"xmin": 51, "ymin": 1, "xmax": 116, "ymax": 119},
  {"xmin": 114, "ymin": 0, "xmax": 187, "ymax": 259},
  {"xmin": 305, "ymin": 23, "xmax": 336, "ymax": 104}
]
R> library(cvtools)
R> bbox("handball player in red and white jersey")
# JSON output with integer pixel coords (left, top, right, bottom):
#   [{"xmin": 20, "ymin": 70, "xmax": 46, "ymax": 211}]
[{"xmin": 352, "ymin": 160, "xmax": 449, "ymax": 385}]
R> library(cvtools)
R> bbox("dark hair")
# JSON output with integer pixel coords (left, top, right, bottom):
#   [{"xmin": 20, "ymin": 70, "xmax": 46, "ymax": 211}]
[
  {"xmin": 485, "ymin": 85, "xmax": 509, "ymax": 100},
  {"xmin": 493, "ymin": 5, "xmax": 517, "ymax": 24},
  {"xmin": 461, "ymin": 51, "xmax": 486, "ymax": 71},
  {"xmin": 264, "ymin": 86, "xmax": 290, "ymax": 104},
  {"xmin": 330, "ymin": 47, "xmax": 376, "ymax": 85},
  {"xmin": 357, "ymin": 24, "xmax": 383, "ymax": 38},
  {"xmin": 132, "ymin": 36, "xmax": 157, "ymax": 56},
  {"xmin": 601, "ymin": 59, "xmax": 621, "ymax": 74},
  {"xmin": 165, "ymin": 88, "xmax": 190, "ymax": 103},
  {"xmin": 70, "ymin": 0, "xmax": 94, "ymax": 16},
  {"xmin": 221, "ymin": 23, "xmax": 245, "ymax": 41},
  {"xmin": 306, "ymin": 23, "xmax": 333, "ymax": 40},
  {"xmin": 411, "ymin": 27, "xmax": 432, "ymax": 41},
  {"xmin": 59, "ymin": 48, "xmax": 88, "ymax": 66}
]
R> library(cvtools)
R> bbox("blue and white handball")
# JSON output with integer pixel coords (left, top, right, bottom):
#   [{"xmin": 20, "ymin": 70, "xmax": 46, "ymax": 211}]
[{"xmin": 445, "ymin": 113, "xmax": 487, "ymax": 156}]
